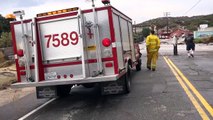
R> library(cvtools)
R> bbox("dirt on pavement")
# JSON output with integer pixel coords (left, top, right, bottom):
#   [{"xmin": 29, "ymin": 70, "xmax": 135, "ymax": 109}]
[
  {"xmin": 0, "ymin": 87, "xmax": 35, "ymax": 107},
  {"xmin": 0, "ymin": 63, "xmax": 17, "ymax": 89},
  {"xmin": 0, "ymin": 63, "xmax": 35, "ymax": 107}
]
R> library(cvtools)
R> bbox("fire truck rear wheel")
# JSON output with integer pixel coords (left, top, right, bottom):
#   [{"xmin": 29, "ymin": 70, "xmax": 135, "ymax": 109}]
[
  {"xmin": 57, "ymin": 85, "xmax": 72, "ymax": 97},
  {"xmin": 136, "ymin": 59, "xmax": 141, "ymax": 71},
  {"xmin": 125, "ymin": 66, "xmax": 131, "ymax": 93}
]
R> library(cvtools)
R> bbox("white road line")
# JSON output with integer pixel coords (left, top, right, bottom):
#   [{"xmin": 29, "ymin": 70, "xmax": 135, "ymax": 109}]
[{"xmin": 18, "ymin": 98, "xmax": 56, "ymax": 120}]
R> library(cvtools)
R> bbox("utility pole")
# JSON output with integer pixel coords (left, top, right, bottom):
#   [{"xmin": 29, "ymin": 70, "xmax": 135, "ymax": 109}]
[
  {"xmin": 91, "ymin": 0, "xmax": 95, "ymax": 7},
  {"xmin": 164, "ymin": 12, "xmax": 170, "ymax": 38}
]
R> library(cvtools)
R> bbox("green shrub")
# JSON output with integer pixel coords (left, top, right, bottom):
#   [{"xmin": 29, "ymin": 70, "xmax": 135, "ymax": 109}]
[
  {"xmin": 208, "ymin": 36, "xmax": 213, "ymax": 43},
  {"xmin": 194, "ymin": 36, "xmax": 213, "ymax": 44},
  {"xmin": 194, "ymin": 38, "xmax": 203, "ymax": 43}
]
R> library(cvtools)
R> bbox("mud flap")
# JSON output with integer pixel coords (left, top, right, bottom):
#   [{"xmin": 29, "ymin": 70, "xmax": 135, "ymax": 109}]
[{"xmin": 101, "ymin": 75, "xmax": 126, "ymax": 95}]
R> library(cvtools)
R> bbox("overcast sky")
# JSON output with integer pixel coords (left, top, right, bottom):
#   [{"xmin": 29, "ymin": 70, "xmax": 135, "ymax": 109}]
[{"xmin": 0, "ymin": 0, "xmax": 213, "ymax": 23}]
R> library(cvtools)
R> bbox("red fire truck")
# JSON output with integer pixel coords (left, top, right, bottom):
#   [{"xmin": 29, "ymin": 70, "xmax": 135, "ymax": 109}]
[{"xmin": 11, "ymin": 2, "xmax": 141, "ymax": 98}]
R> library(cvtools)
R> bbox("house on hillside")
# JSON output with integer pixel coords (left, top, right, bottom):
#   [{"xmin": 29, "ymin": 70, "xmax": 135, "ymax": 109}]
[
  {"xmin": 170, "ymin": 29, "xmax": 192, "ymax": 38},
  {"xmin": 133, "ymin": 25, "xmax": 144, "ymax": 33},
  {"xmin": 194, "ymin": 25, "xmax": 213, "ymax": 39},
  {"xmin": 158, "ymin": 29, "xmax": 172, "ymax": 39},
  {"xmin": 170, "ymin": 29, "xmax": 192, "ymax": 44}
]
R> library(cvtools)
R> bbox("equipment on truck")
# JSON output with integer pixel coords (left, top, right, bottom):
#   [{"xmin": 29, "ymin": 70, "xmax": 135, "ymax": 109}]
[{"xmin": 10, "ymin": 1, "xmax": 141, "ymax": 98}]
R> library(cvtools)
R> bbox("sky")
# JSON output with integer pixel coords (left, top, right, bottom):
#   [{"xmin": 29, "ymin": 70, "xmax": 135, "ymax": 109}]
[{"xmin": 0, "ymin": 0, "xmax": 213, "ymax": 23}]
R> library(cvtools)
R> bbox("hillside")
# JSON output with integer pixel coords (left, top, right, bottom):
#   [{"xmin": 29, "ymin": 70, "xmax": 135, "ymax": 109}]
[{"xmin": 138, "ymin": 14, "xmax": 213, "ymax": 31}]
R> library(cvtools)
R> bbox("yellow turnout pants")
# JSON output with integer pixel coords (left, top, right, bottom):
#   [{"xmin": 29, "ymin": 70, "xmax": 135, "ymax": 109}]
[{"xmin": 147, "ymin": 51, "xmax": 158, "ymax": 69}]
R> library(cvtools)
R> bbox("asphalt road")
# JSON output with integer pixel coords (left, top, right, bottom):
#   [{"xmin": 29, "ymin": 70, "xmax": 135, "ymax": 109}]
[
  {"xmin": 0, "ymin": 92, "xmax": 48, "ymax": 120},
  {"xmin": 26, "ymin": 44, "xmax": 212, "ymax": 120},
  {"xmin": 0, "ymin": 44, "xmax": 212, "ymax": 120}
]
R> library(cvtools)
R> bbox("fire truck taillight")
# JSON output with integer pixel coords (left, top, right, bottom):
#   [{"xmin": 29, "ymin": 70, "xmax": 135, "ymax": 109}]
[
  {"xmin": 70, "ymin": 74, "xmax": 73, "ymax": 78},
  {"xmin": 20, "ymin": 71, "xmax": 26, "ymax": 75},
  {"xmin": 105, "ymin": 62, "xmax": 113, "ymax": 68},
  {"xmin": 57, "ymin": 75, "xmax": 61, "ymax": 79},
  {"xmin": 63, "ymin": 75, "xmax": 67, "ymax": 78},
  {"xmin": 17, "ymin": 49, "xmax": 24, "ymax": 57},
  {"xmin": 102, "ymin": 38, "xmax": 111, "ymax": 47}
]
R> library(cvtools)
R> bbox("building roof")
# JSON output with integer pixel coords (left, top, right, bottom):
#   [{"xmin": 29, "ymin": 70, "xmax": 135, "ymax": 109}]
[{"xmin": 170, "ymin": 29, "xmax": 192, "ymax": 38}]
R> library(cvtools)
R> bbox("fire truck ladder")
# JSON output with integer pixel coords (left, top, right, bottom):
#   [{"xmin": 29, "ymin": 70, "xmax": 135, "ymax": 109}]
[
  {"xmin": 32, "ymin": 18, "xmax": 39, "ymax": 82},
  {"xmin": 92, "ymin": 6, "xmax": 103, "ymax": 75},
  {"xmin": 20, "ymin": 18, "xmax": 32, "ymax": 82},
  {"xmin": 78, "ymin": 9, "xmax": 88, "ymax": 78}
]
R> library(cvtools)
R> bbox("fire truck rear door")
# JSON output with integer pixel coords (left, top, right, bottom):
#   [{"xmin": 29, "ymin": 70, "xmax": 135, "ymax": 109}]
[{"xmin": 36, "ymin": 11, "xmax": 88, "ymax": 79}]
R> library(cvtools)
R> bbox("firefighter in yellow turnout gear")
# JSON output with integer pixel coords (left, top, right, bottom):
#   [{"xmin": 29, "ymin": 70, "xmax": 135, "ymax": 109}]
[{"xmin": 146, "ymin": 30, "xmax": 160, "ymax": 71}]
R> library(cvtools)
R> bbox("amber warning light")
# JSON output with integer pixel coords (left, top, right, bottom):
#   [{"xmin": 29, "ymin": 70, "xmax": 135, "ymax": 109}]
[{"xmin": 37, "ymin": 7, "xmax": 79, "ymax": 17}]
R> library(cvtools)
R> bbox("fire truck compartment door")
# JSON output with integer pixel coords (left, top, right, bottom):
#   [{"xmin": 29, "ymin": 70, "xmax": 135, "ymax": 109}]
[{"xmin": 38, "ymin": 16, "xmax": 83, "ymax": 61}]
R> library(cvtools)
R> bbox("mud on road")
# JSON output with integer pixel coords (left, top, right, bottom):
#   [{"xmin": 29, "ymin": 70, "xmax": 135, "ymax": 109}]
[{"xmin": 0, "ymin": 64, "xmax": 35, "ymax": 107}]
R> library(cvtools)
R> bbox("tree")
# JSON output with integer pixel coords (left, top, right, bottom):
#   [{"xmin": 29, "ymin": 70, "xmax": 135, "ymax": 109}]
[
  {"xmin": 0, "ymin": 32, "xmax": 12, "ymax": 48},
  {"xmin": 142, "ymin": 28, "xmax": 150, "ymax": 38},
  {"xmin": 0, "ymin": 14, "xmax": 4, "ymax": 36},
  {"xmin": 0, "ymin": 14, "xmax": 12, "ymax": 36},
  {"xmin": 133, "ymin": 32, "xmax": 143, "ymax": 43},
  {"xmin": 133, "ymin": 28, "xmax": 151, "ymax": 43}
]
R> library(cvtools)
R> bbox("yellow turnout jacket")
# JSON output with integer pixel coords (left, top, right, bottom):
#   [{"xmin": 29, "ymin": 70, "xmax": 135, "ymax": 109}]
[{"xmin": 146, "ymin": 34, "xmax": 160, "ymax": 52}]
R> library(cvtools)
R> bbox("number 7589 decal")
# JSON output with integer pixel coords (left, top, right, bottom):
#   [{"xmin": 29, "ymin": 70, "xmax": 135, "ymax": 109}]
[{"xmin": 44, "ymin": 31, "xmax": 79, "ymax": 48}]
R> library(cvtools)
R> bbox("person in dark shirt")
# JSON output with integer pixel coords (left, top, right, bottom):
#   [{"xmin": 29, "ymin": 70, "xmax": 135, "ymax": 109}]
[{"xmin": 184, "ymin": 34, "xmax": 195, "ymax": 57}]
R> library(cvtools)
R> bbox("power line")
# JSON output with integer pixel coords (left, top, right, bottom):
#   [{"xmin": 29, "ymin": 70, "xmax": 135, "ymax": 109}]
[{"xmin": 184, "ymin": 0, "xmax": 202, "ymax": 15}]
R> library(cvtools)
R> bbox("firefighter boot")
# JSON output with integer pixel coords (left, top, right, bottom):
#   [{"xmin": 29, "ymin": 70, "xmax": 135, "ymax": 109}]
[{"xmin": 147, "ymin": 66, "xmax": 151, "ymax": 70}]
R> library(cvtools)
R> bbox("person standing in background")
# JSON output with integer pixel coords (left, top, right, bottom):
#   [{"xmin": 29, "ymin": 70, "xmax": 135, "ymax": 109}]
[
  {"xmin": 146, "ymin": 30, "xmax": 161, "ymax": 71},
  {"xmin": 173, "ymin": 35, "xmax": 178, "ymax": 55}
]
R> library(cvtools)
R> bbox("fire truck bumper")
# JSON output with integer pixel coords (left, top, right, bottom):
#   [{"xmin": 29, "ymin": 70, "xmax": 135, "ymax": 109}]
[{"xmin": 12, "ymin": 73, "xmax": 125, "ymax": 88}]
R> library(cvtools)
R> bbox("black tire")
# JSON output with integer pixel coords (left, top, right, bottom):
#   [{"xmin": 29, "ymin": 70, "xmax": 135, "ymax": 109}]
[
  {"xmin": 57, "ymin": 85, "xmax": 72, "ymax": 97},
  {"xmin": 136, "ymin": 59, "xmax": 141, "ymax": 71},
  {"xmin": 125, "ymin": 66, "xmax": 131, "ymax": 93},
  {"xmin": 82, "ymin": 83, "xmax": 95, "ymax": 88}
]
